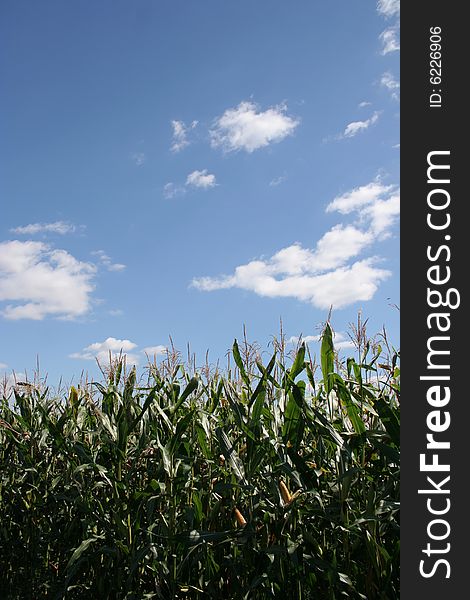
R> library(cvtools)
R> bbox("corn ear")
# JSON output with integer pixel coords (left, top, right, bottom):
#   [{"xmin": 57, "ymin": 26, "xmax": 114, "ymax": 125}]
[
  {"xmin": 234, "ymin": 507, "xmax": 246, "ymax": 526},
  {"xmin": 279, "ymin": 480, "xmax": 292, "ymax": 504}
]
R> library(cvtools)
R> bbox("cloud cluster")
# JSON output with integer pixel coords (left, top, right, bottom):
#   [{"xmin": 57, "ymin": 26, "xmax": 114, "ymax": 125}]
[
  {"xmin": 210, "ymin": 101, "xmax": 299, "ymax": 153},
  {"xmin": 0, "ymin": 240, "xmax": 96, "ymax": 320},
  {"xmin": 70, "ymin": 337, "xmax": 167, "ymax": 366},
  {"xmin": 70, "ymin": 337, "xmax": 140, "ymax": 365},
  {"xmin": 0, "ymin": 235, "xmax": 128, "ymax": 320},
  {"xmin": 166, "ymin": 100, "xmax": 298, "ymax": 196},
  {"xmin": 192, "ymin": 180, "xmax": 399, "ymax": 310}
]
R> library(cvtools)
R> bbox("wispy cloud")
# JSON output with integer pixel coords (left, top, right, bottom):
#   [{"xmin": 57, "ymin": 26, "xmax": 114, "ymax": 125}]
[
  {"xmin": 380, "ymin": 72, "xmax": 400, "ymax": 100},
  {"xmin": 379, "ymin": 25, "xmax": 400, "ymax": 55},
  {"xmin": 192, "ymin": 179, "xmax": 399, "ymax": 310},
  {"xmin": 107, "ymin": 264, "xmax": 126, "ymax": 272},
  {"xmin": 210, "ymin": 101, "xmax": 299, "ymax": 153},
  {"xmin": 186, "ymin": 169, "xmax": 217, "ymax": 189},
  {"xmin": 92, "ymin": 250, "xmax": 126, "ymax": 272},
  {"xmin": 270, "ymin": 174, "xmax": 287, "ymax": 187},
  {"xmin": 342, "ymin": 111, "xmax": 380, "ymax": 138},
  {"xmin": 170, "ymin": 119, "xmax": 198, "ymax": 153},
  {"xmin": 10, "ymin": 221, "xmax": 77, "ymax": 235},
  {"xmin": 131, "ymin": 152, "xmax": 146, "ymax": 166},
  {"xmin": 0, "ymin": 240, "xmax": 96, "ymax": 320},
  {"xmin": 358, "ymin": 101, "xmax": 372, "ymax": 108},
  {"xmin": 163, "ymin": 182, "xmax": 187, "ymax": 200},
  {"xmin": 377, "ymin": 0, "xmax": 400, "ymax": 18}
]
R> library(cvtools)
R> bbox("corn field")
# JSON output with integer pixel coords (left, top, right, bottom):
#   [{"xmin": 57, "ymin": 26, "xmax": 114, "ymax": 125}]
[{"xmin": 0, "ymin": 325, "xmax": 400, "ymax": 599}]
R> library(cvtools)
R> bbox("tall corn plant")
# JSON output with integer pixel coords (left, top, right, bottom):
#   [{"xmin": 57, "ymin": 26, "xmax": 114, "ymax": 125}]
[{"xmin": 0, "ymin": 324, "xmax": 399, "ymax": 599}]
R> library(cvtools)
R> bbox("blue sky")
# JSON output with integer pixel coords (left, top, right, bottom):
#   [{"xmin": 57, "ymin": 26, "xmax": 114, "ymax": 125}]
[{"xmin": 0, "ymin": 0, "xmax": 400, "ymax": 384}]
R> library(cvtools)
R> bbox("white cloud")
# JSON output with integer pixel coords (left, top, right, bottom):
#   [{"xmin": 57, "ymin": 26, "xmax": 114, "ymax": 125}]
[
  {"xmin": 326, "ymin": 181, "xmax": 400, "ymax": 238},
  {"xmin": 310, "ymin": 225, "xmax": 374, "ymax": 270},
  {"xmin": 142, "ymin": 345, "xmax": 167, "ymax": 356},
  {"xmin": 253, "ymin": 228, "xmax": 373, "ymax": 277},
  {"xmin": 335, "ymin": 340, "xmax": 356, "ymax": 350},
  {"xmin": 0, "ymin": 371, "xmax": 27, "ymax": 397},
  {"xmin": 288, "ymin": 332, "xmax": 355, "ymax": 351},
  {"xmin": 288, "ymin": 334, "xmax": 320, "ymax": 344},
  {"xmin": 343, "ymin": 111, "xmax": 379, "ymax": 138},
  {"xmin": 210, "ymin": 101, "xmax": 299, "ymax": 153},
  {"xmin": 165, "ymin": 171, "xmax": 217, "ymax": 196},
  {"xmin": 92, "ymin": 250, "xmax": 126, "ymax": 272},
  {"xmin": 131, "ymin": 152, "xmax": 146, "ymax": 166},
  {"xmin": 380, "ymin": 25, "xmax": 400, "ymax": 55},
  {"xmin": 70, "ymin": 339, "xmax": 168, "ymax": 366},
  {"xmin": 380, "ymin": 72, "xmax": 400, "ymax": 100},
  {"xmin": 377, "ymin": 0, "xmax": 400, "ymax": 18},
  {"xmin": 334, "ymin": 334, "xmax": 356, "ymax": 350},
  {"xmin": 108, "ymin": 309, "xmax": 124, "ymax": 317},
  {"xmin": 0, "ymin": 362, "xmax": 8, "ymax": 370},
  {"xmin": 170, "ymin": 119, "xmax": 198, "ymax": 153},
  {"xmin": 10, "ymin": 221, "xmax": 76, "ymax": 235},
  {"xmin": 0, "ymin": 240, "xmax": 96, "ymax": 320},
  {"xmin": 186, "ymin": 169, "xmax": 217, "ymax": 189},
  {"xmin": 358, "ymin": 101, "xmax": 372, "ymax": 108},
  {"xmin": 70, "ymin": 337, "xmax": 140, "ymax": 366},
  {"xmin": 192, "ymin": 179, "xmax": 399, "ymax": 310},
  {"xmin": 326, "ymin": 181, "xmax": 394, "ymax": 215},
  {"xmin": 193, "ymin": 257, "xmax": 389, "ymax": 310},
  {"xmin": 191, "ymin": 274, "xmax": 234, "ymax": 292},
  {"xmin": 363, "ymin": 193, "xmax": 400, "ymax": 237},
  {"xmin": 163, "ymin": 182, "xmax": 186, "ymax": 200}
]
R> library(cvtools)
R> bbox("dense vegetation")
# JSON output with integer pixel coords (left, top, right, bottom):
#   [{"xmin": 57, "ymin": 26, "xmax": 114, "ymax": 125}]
[{"xmin": 0, "ymin": 324, "xmax": 399, "ymax": 599}]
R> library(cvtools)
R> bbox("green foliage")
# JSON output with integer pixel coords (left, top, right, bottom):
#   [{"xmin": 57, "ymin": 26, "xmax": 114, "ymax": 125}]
[{"xmin": 0, "ymin": 326, "xmax": 399, "ymax": 599}]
